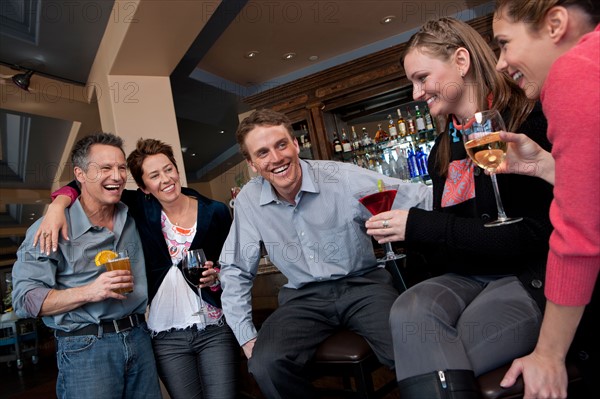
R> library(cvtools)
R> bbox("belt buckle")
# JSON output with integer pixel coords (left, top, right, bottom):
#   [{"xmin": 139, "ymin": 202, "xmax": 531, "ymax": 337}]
[{"xmin": 112, "ymin": 315, "xmax": 134, "ymax": 333}]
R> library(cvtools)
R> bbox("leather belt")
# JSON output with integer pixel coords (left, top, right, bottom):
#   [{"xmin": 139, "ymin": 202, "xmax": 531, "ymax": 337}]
[{"xmin": 55, "ymin": 314, "xmax": 145, "ymax": 337}]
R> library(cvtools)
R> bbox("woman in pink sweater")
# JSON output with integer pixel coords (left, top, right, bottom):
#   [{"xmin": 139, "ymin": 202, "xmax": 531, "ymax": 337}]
[{"xmin": 493, "ymin": 0, "xmax": 599, "ymax": 397}]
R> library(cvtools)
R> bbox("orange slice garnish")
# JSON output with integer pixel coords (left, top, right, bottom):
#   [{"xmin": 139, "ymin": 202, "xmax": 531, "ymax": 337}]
[{"xmin": 95, "ymin": 250, "xmax": 118, "ymax": 266}]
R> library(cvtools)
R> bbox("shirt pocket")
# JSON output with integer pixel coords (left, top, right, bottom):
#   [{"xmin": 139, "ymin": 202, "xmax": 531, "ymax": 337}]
[{"xmin": 313, "ymin": 221, "xmax": 362, "ymax": 268}]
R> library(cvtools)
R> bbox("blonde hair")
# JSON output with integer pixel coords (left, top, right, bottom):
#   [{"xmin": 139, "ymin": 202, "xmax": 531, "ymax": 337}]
[{"xmin": 402, "ymin": 17, "xmax": 534, "ymax": 177}]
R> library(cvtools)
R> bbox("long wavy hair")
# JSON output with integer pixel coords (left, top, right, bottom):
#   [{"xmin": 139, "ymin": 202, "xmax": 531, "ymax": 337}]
[{"xmin": 402, "ymin": 17, "xmax": 535, "ymax": 177}]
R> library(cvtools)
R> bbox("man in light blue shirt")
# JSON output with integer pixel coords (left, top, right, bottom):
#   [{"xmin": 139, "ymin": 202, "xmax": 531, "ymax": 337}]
[
  {"xmin": 219, "ymin": 109, "xmax": 432, "ymax": 398},
  {"xmin": 12, "ymin": 133, "xmax": 160, "ymax": 399}
]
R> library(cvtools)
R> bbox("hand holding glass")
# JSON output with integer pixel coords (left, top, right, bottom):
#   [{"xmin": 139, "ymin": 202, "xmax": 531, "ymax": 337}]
[
  {"xmin": 355, "ymin": 183, "xmax": 405, "ymax": 261},
  {"xmin": 104, "ymin": 250, "xmax": 133, "ymax": 294},
  {"xmin": 461, "ymin": 110, "xmax": 522, "ymax": 227},
  {"xmin": 182, "ymin": 249, "xmax": 208, "ymax": 318}
]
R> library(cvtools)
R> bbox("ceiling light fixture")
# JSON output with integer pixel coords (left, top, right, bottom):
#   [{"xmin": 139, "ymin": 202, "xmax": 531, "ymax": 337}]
[
  {"xmin": 245, "ymin": 50, "xmax": 259, "ymax": 59},
  {"xmin": 381, "ymin": 15, "xmax": 396, "ymax": 24},
  {"xmin": 282, "ymin": 52, "xmax": 296, "ymax": 60},
  {"xmin": 308, "ymin": 55, "xmax": 319, "ymax": 62},
  {"xmin": 12, "ymin": 69, "xmax": 34, "ymax": 91}
]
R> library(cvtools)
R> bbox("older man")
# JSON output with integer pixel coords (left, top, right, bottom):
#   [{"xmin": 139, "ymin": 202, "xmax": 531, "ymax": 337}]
[{"xmin": 12, "ymin": 133, "xmax": 160, "ymax": 398}]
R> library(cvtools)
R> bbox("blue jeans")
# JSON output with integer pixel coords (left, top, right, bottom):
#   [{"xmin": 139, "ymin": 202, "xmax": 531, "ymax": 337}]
[
  {"xmin": 152, "ymin": 322, "xmax": 239, "ymax": 399},
  {"xmin": 55, "ymin": 323, "xmax": 161, "ymax": 399}
]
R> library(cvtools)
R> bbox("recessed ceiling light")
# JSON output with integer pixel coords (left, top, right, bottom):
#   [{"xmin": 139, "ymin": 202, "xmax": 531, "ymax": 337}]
[
  {"xmin": 308, "ymin": 55, "xmax": 319, "ymax": 61},
  {"xmin": 282, "ymin": 52, "xmax": 296, "ymax": 60},
  {"xmin": 220, "ymin": 130, "xmax": 225, "ymax": 134},
  {"xmin": 381, "ymin": 15, "xmax": 396, "ymax": 24},
  {"xmin": 245, "ymin": 50, "xmax": 259, "ymax": 59}
]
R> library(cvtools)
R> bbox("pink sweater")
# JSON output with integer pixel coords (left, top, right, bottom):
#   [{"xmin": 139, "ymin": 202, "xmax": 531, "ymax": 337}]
[{"xmin": 541, "ymin": 25, "xmax": 600, "ymax": 306}]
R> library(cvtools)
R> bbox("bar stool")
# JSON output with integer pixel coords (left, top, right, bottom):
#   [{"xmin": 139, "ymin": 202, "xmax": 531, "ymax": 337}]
[
  {"xmin": 311, "ymin": 329, "xmax": 396, "ymax": 398},
  {"xmin": 477, "ymin": 360, "xmax": 584, "ymax": 399},
  {"xmin": 309, "ymin": 257, "xmax": 405, "ymax": 398}
]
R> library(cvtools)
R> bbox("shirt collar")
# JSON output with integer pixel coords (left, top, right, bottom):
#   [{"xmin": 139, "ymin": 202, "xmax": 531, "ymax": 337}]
[
  {"xmin": 69, "ymin": 199, "xmax": 128, "ymax": 239},
  {"xmin": 258, "ymin": 159, "xmax": 319, "ymax": 206}
]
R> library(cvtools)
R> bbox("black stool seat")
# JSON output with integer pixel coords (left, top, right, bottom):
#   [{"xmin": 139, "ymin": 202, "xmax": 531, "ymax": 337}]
[
  {"xmin": 314, "ymin": 330, "xmax": 373, "ymax": 362},
  {"xmin": 311, "ymin": 330, "xmax": 396, "ymax": 398},
  {"xmin": 477, "ymin": 360, "xmax": 583, "ymax": 399}
]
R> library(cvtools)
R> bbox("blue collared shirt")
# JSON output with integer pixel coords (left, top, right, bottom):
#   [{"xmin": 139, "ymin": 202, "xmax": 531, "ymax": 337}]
[
  {"xmin": 219, "ymin": 159, "xmax": 432, "ymax": 345},
  {"xmin": 12, "ymin": 199, "xmax": 148, "ymax": 332}
]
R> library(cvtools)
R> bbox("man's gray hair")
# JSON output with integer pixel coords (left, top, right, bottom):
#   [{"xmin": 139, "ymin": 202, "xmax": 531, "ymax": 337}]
[{"xmin": 71, "ymin": 133, "xmax": 125, "ymax": 170}]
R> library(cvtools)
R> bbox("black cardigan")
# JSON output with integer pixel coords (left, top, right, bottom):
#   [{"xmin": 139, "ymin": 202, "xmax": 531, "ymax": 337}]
[
  {"xmin": 123, "ymin": 187, "xmax": 232, "ymax": 307},
  {"xmin": 404, "ymin": 103, "xmax": 553, "ymax": 309}
]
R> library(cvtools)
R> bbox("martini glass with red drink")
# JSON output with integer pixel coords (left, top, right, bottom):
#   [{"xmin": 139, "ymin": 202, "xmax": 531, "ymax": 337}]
[{"xmin": 356, "ymin": 183, "xmax": 406, "ymax": 262}]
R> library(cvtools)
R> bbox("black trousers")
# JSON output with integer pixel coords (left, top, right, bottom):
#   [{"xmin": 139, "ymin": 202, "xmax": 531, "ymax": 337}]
[{"xmin": 248, "ymin": 268, "xmax": 398, "ymax": 399}]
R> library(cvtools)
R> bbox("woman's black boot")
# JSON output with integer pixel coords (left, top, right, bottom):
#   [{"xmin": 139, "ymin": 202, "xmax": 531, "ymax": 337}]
[{"xmin": 397, "ymin": 369, "xmax": 481, "ymax": 398}]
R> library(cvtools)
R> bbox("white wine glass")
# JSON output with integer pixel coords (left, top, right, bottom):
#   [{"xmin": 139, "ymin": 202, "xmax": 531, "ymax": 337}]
[
  {"xmin": 181, "ymin": 249, "xmax": 208, "ymax": 319},
  {"xmin": 461, "ymin": 110, "xmax": 523, "ymax": 227}
]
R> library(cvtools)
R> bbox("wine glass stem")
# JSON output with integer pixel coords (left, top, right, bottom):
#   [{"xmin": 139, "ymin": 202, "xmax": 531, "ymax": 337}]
[
  {"xmin": 197, "ymin": 288, "xmax": 204, "ymax": 309},
  {"xmin": 489, "ymin": 172, "xmax": 508, "ymax": 221},
  {"xmin": 384, "ymin": 242, "xmax": 396, "ymax": 258}
]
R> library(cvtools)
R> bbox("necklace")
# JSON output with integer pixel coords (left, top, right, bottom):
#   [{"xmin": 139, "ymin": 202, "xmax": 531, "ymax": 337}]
[{"xmin": 170, "ymin": 196, "xmax": 190, "ymax": 226}]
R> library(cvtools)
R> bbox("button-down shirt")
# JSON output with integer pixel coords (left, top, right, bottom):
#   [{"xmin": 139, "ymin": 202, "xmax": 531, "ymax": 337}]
[
  {"xmin": 12, "ymin": 200, "xmax": 148, "ymax": 332},
  {"xmin": 219, "ymin": 159, "xmax": 432, "ymax": 345}
]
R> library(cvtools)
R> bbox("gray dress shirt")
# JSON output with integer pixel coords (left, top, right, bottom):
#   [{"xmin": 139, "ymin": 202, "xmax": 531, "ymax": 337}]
[
  {"xmin": 219, "ymin": 159, "xmax": 432, "ymax": 345},
  {"xmin": 11, "ymin": 200, "xmax": 148, "ymax": 332}
]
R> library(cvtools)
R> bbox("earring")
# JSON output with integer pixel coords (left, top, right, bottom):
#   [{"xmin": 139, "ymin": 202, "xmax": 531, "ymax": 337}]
[{"xmin": 460, "ymin": 70, "xmax": 465, "ymax": 78}]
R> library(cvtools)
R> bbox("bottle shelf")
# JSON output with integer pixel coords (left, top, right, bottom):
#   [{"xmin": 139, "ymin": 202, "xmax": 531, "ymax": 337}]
[{"xmin": 333, "ymin": 132, "xmax": 436, "ymax": 184}]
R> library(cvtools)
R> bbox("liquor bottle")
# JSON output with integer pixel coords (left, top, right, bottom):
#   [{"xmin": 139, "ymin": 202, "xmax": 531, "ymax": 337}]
[
  {"xmin": 361, "ymin": 127, "xmax": 372, "ymax": 147},
  {"xmin": 373, "ymin": 151, "xmax": 383, "ymax": 174},
  {"xmin": 304, "ymin": 135, "xmax": 312, "ymax": 150},
  {"xmin": 341, "ymin": 128, "xmax": 352, "ymax": 153},
  {"xmin": 365, "ymin": 149, "xmax": 375, "ymax": 170},
  {"xmin": 380, "ymin": 151, "xmax": 391, "ymax": 176},
  {"xmin": 302, "ymin": 125, "xmax": 312, "ymax": 149},
  {"xmin": 424, "ymin": 109, "xmax": 434, "ymax": 131},
  {"xmin": 406, "ymin": 107, "xmax": 416, "ymax": 136},
  {"xmin": 415, "ymin": 146, "xmax": 426, "ymax": 176},
  {"xmin": 332, "ymin": 132, "xmax": 343, "ymax": 155},
  {"xmin": 417, "ymin": 145, "xmax": 429, "ymax": 176},
  {"xmin": 395, "ymin": 148, "xmax": 410, "ymax": 180},
  {"xmin": 387, "ymin": 114, "xmax": 398, "ymax": 139},
  {"xmin": 415, "ymin": 105, "xmax": 426, "ymax": 132},
  {"xmin": 396, "ymin": 108, "xmax": 407, "ymax": 138},
  {"xmin": 407, "ymin": 144, "xmax": 419, "ymax": 177},
  {"xmin": 351, "ymin": 126, "xmax": 361, "ymax": 151},
  {"xmin": 374, "ymin": 123, "xmax": 388, "ymax": 143}
]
